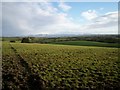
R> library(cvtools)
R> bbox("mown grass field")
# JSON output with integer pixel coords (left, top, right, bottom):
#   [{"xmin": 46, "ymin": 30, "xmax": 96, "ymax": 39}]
[
  {"xmin": 52, "ymin": 41, "xmax": 119, "ymax": 48},
  {"xmin": 2, "ymin": 42, "xmax": 120, "ymax": 89}
]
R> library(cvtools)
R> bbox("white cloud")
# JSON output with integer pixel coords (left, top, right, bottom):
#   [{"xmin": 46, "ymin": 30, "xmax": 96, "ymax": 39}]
[
  {"xmin": 2, "ymin": 2, "xmax": 118, "ymax": 36},
  {"xmin": 0, "ymin": 2, "xmax": 2, "ymax": 36},
  {"xmin": 80, "ymin": 10, "xmax": 118, "ymax": 29},
  {"xmin": 87, "ymin": 11, "xmax": 118, "ymax": 29},
  {"xmin": 81, "ymin": 11, "xmax": 118, "ymax": 34},
  {"xmin": 58, "ymin": 2, "xmax": 71, "ymax": 11},
  {"xmin": 2, "ymin": 2, "xmax": 79, "ymax": 36},
  {"xmin": 81, "ymin": 10, "xmax": 98, "ymax": 20}
]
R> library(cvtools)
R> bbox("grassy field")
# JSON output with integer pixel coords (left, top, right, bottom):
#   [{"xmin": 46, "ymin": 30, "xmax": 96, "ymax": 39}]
[
  {"xmin": 52, "ymin": 41, "xmax": 119, "ymax": 48},
  {"xmin": 2, "ymin": 42, "xmax": 120, "ymax": 89}
]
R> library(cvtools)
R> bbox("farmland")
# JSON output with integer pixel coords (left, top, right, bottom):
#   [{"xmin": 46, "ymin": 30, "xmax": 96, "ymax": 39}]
[
  {"xmin": 2, "ymin": 42, "xmax": 120, "ymax": 89},
  {"xmin": 51, "ymin": 41, "xmax": 119, "ymax": 48}
]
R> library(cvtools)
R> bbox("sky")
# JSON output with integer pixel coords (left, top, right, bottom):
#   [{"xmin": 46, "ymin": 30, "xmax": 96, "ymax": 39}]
[{"xmin": 2, "ymin": 2, "xmax": 118, "ymax": 36}]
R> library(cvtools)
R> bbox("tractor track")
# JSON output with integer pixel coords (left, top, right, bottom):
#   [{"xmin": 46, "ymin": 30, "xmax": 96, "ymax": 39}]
[{"xmin": 9, "ymin": 43, "xmax": 44, "ymax": 90}]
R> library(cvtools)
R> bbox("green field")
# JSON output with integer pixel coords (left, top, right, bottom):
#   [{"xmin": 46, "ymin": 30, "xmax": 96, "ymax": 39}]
[
  {"xmin": 2, "ymin": 42, "xmax": 120, "ymax": 89},
  {"xmin": 52, "ymin": 41, "xmax": 119, "ymax": 48}
]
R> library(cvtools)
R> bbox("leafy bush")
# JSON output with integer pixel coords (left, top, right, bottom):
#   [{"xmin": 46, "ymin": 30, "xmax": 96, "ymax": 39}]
[{"xmin": 10, "ymin": 40, "xmax": 15, "ymax": 43}]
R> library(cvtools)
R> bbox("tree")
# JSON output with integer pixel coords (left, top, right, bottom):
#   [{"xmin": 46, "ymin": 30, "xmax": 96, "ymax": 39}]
[{"xmin": 21, "ymin": 37, "xmax": 31, "ymax": 43}]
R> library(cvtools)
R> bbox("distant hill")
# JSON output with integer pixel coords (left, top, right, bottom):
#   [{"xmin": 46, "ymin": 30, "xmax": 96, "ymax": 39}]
[{"xmin": 28, "ymin": 34, "xmax": 82, "ymax": 38}]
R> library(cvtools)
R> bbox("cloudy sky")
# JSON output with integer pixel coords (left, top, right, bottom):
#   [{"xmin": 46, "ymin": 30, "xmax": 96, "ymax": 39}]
[{"xmin": 2, "ymin": 2, "xmax": 118, "ymax": 36}]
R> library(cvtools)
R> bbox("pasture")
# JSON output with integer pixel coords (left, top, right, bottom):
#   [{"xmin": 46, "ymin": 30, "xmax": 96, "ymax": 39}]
[{"xmin": 51, "ymin": 41, "xmax": 119, "ymax": 48}]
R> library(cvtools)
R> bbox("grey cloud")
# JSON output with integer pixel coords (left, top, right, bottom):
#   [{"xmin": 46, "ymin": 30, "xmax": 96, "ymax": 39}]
[{"xmin": 86, "ymin": 11, "xmax": 118, "ymax": 29}]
